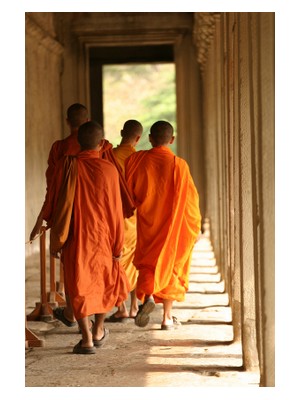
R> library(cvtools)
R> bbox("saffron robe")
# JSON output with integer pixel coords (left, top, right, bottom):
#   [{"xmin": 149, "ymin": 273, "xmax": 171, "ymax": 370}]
[
  {"xmin": 42, "ymin": 133, "xmax": 81, "ymax": 214},
  {"xmin": 42, "ymin": 135, "xmax": 135, "ymax": 218},
  {"xmin": 125, "ymin": 146, "xmax": 201, "ymax": 303},
  {"xmin": 113, "ymin": 144, "xmax": 138, "ymax": 290},
  {"xmin": 43, "ymin": 150, "xmax": 130, "ymax": 319}
]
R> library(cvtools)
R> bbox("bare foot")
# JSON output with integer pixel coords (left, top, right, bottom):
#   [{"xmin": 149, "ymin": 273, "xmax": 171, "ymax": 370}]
[{"xmin": 129, "ymin": 305, "xmax": 138, "ymax": 318}]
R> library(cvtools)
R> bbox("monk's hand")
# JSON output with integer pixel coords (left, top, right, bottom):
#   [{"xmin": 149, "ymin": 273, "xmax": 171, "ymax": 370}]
[
  {"xmin": 29, "ymin": 212, "xmax": 44, "ymax": 241},
  {"xmin": 51, "ymin": 250, "xmax": 61, "ymax": 259}
]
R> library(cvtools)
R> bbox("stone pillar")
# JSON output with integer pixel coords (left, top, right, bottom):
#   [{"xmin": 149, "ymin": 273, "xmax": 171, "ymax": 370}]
[
  {"xmin": 193, "ymin": 12, "xmax": 275, "ymax": 386},
  {"xmin": 175, "ymin": 33, "xmax": 205, "ymax": 215}
]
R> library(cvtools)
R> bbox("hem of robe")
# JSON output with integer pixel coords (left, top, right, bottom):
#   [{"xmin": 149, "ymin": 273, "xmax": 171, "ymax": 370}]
[
  {"xmin": 68, "ymin": 259, "xmax": 130, "ymax": 320},
  {"xmin": 135, "ymin": 263, "xmax": 189, "ymax": 304}
]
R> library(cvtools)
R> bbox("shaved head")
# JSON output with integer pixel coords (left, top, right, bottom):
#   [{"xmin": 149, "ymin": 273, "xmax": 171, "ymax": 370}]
[
  {"xmin": 121, "ymin": 120, "xmax": 143, "ymax": 141},
  {"xmin": 78, "ymin": 121, "xmax": 104, "ymax": 150},
  {"xmin": 67, "ymin": 103, "xmax": 88, "ymax": 128},
  {"xmin": 150, "ymin": 121, "xmax": 174, "ymax": 146}
]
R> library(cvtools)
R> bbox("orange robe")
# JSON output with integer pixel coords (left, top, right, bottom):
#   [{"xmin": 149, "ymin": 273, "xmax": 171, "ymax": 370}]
[
  {"xmin": 42, "ymin": 136, "xmax": 135, "ymax": 218},
  {"xmin": 125, "ymin": 146, "xmax": 201, "ymax": 303},
  {"xmin": 113, "ymin": 144, "xmax": 138, "ymax": 290},
  {"xmin": 42, "ymin": 133, "xmax": 80, "ymax": 213},
  {"xmin": 43, "ymin": 150, "xmax": 130, "ymax": 319}
]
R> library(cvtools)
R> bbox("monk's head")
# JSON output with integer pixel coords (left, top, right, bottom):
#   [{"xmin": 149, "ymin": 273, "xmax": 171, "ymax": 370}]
[
  {"xmin": 78, "ymin": 121, "xmax": 104, "ymax": 151},
  {"xmin": 149, "ymin": 121, "xmax": 175, "ymax": 147},
  {"xmin": 66, "ymin": 103, "xmax": 89, "ymax": 129},
  {"xmin": 120, "ymin": 120, "xmax": 143, "ymax": 146}
]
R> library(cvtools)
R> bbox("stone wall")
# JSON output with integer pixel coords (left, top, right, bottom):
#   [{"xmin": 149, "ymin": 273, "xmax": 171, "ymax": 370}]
[{"xmin": 25, "ymin": 13, "xmax": 64, "ymax": 256}]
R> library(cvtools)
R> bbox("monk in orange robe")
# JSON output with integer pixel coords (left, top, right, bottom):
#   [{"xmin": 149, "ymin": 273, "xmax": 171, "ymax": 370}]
[
  {"xmin": 125, "ymin": 121, "xmax": 201, "ymax": 330},
  {"xmin": 30, "ymin": 103, "xmax": 88, "ymax": 241},
  {"xmin": 106, "ymin": 120, "xmax": 143, "ymax": 322},
  {"xmin": 29, "ymin": 103, "xmax": 89, "ymax": 326},
  {"xmin": 30, "ymin": 103, "xmax": 134, "ymax": 241},
  {"xmin": 43, "ymin": 121, "xmax": 130, "ymax": 354},
  {"xmin": 29, "ymin": 104, "xmax": 134, "ymax": 327}
]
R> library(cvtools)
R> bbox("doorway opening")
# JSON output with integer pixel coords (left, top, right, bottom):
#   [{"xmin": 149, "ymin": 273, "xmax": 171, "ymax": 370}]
[
  {"xmin": 102, "ymin": 63, "xmax": 177, "ymax": 152},
  {"xmin": 89, "ymin": 44, "xmax": 177, "ymax": 152}
]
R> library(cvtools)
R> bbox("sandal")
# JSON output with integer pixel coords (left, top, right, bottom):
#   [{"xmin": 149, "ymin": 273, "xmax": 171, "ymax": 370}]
[
  {"xmin": 53, "ymin": 307, "xmax": 77, "ymax": 327},
  {"xmin": 73, "ymin": 340, "xmax": 96, "ymax": 354},
  {"xmin": 105, "ymin": 313, "xmax": 129, "ymax": 323},
  {"xmin": 135, "ymin": 298, "xmax": 155, "ymax": 328},
  {"xmin": 93, "ymin": 328, "xmax": 109, "ymax": 348}
]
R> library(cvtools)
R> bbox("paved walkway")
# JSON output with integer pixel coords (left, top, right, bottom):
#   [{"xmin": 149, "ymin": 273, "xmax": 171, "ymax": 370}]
[{"xmin": 25, "ymin": 234, "xmax": 260, "ymax": 387}]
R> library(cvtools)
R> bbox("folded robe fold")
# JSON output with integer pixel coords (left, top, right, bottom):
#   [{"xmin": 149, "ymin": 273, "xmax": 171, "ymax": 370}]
[
  {"xmin": 113, "ymin": 144, "xmax": 139, "ymax": 290},
  {"xmin": 49, "ymin": 156, "xmax": 77, "ymax": 255},
  {"xmin": 101, "ymin": 140, "xmax": 135, "ymax": 218}
]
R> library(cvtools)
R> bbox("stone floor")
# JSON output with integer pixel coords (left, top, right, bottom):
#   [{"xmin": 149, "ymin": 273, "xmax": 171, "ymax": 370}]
[{"xmin": 25, "ymin": 234, "xmax": 260, "ymax": 388}]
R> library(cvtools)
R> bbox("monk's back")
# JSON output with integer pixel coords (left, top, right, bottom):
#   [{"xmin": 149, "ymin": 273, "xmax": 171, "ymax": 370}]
[
  {"xmin": 51, "ymin": 133, "xmax": 80, "ymax": 159},
  {"xmin": 134, "ymin": 147, "xmax": 174, "ymax": 211},
  {"xmin": 128, "ymin": 146, "xmax": 176, "ymax": 264},
  {"xmin": 73, "ymin": 153, "xmax": 122, "ymax": 263}
]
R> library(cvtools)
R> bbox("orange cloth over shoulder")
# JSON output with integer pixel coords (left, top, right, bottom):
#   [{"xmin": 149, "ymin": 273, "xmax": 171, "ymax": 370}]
[
  {"xmin": 43, "ymin": 151, "xmax": 130, "ymax": 320},
  {"xmin": 47, "ymin": 156, "xmax": 78, "ymax": 254},
  {"xmin": 125, "ymin": 146, "xmax": 201, "ymax": 303},
  {"xmin": 42, "ymin": 133, "xmax": 80, "ymax": 214},
  {"xmin": 113, "ymin": 144, "xmax": 138, "ymax": 290},
  {"xmin": 42, "ymin": 135, "xmax": 135, "ymax": 219}
]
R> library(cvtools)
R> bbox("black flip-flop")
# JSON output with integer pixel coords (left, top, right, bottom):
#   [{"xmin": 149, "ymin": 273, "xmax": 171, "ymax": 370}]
[
  {"xmin": 93, "ymin": 328, "xmax": 109, "ymax": 348},
  {"xmin": 135, "ymin": 298, "xmax": 155, "ymax": 327},
  {"xmin": 53, "ymin": 307, "xmax": 77, "ymax": 327},
  {"xmin": 73, "ymin": 340, "xmax": 96, "ymax": 354},
  {"xmin": 105, "ymin": 313, "xmax": 129, "ymax": 323}
]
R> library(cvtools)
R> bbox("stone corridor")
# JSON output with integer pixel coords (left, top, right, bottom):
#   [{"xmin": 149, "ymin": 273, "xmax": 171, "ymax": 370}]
[{"xmin": 25, "ymin": 230, "xmax": 259, "ymax": 387}]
